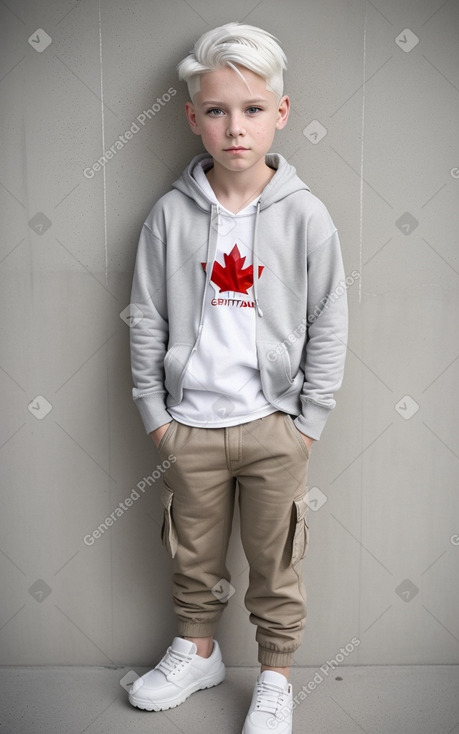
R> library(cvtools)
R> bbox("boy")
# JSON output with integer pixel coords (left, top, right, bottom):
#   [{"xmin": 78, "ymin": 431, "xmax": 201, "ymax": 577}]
[{"xmin": 128, "ymin": 22, "xmax": 348, "ymax": 734}]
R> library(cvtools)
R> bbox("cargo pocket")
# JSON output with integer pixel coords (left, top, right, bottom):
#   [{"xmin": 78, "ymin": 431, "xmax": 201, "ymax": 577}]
[
  {"xmin": 160, "ymin": 486, "xmax": 178, "ymax": 558},
  {"xmin": 291, "ymin": 492, "xmax": 309, "ymax": 566}
]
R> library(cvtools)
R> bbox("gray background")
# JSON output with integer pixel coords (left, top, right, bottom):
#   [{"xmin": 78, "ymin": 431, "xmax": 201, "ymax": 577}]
[{"xmin": 0, "ymin": 0, "xmax": 458, "ymax": 668}]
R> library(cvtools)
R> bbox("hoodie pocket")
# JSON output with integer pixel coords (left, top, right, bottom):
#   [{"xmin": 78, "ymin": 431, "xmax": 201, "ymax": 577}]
[
  {"xmin": 160, "ymin": 486, "xmax": 178, "ymax": 558},
  {"xmin": 291, "ymin": 492, "xmax": 309, "ymax": 566},
  {"xmin": 258, "ymin": 341, "xmax": 305, "ymax": 404}
]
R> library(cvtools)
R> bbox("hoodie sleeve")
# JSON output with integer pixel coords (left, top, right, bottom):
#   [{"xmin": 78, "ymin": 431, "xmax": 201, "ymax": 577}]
[
  {"xmin": 129, "ymin": 220, "xmax": 172, "ymax": 434},
  {"xmin": 293, "ymin": 223, "xmax": 349, "ymax": 441}
]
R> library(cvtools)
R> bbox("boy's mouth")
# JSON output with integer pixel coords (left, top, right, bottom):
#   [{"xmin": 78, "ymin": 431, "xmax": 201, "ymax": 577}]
[{"xmin": 224, "ymin": 146, "xmax": 249, "ymax": 152}]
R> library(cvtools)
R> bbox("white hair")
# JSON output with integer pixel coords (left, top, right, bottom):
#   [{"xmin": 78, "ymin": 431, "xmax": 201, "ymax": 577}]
[{"xmin": 177, "ymin": 22, "xmax": 287, "ymax": 100}]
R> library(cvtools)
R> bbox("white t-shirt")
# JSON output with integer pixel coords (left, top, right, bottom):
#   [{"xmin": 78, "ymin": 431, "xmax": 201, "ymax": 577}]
[{"xmin": 169, "ymin": 163, "xmax": 275, "ymax": 427}]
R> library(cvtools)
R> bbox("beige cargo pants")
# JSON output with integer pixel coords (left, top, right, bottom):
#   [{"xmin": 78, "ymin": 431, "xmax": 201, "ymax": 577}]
[{"xmin": 157, "ymin": 411, "xmax": 310, "ymax": 667}]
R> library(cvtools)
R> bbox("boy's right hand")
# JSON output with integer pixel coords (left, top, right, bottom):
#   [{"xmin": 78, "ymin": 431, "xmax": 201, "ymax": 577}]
[{"xmin": 150, "ymin": 422, "xmax": 172, "ymax": 448}]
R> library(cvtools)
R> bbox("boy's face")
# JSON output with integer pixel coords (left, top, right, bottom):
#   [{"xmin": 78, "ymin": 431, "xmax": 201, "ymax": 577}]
[{"xmin": 185, "ymin": 65, "xmax": 289, "ymax": 176}]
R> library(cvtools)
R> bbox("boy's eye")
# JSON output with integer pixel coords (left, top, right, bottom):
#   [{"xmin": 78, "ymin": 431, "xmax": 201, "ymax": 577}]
[{"xmin": 205, "ymin": 107, "xmax": 263, "ymax": 116}]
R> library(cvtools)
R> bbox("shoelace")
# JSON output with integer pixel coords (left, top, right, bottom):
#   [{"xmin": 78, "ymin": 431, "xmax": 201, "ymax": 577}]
[
  {"xmin": 255, "ymin": 681, "xmax": 288, "ymax": 715},
  {"xmin": 156, "ymin": 647, "xmax": 193, "ymax": 677}
]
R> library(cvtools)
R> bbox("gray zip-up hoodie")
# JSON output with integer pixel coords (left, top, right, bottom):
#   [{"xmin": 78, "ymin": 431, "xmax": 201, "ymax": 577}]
[{"xmin": 130, "ymin": 152, "xmax": 348, "ymax": 440}]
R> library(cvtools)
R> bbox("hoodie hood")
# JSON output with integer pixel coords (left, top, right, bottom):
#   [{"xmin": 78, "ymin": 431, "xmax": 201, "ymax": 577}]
[{"xmin": 172, "ymin": 152, "xmax": 310, "ymax": 211}]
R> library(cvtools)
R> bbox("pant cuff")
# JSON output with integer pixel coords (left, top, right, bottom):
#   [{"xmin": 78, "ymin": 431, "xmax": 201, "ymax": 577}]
[
  {"xmin": 177, "ymin": 620, "xmax": 220, "ymax": 639},
  {"xmin": 258, "ymin": 645, "xmax": 297, "ymax": 667}
]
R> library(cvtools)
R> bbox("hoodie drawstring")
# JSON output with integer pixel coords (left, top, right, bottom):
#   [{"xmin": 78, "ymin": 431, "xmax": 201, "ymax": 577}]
[
  {"xmin": 252, "ymin": 200, "xmax": 264, "ymax": 317},
  {"xmin": 193, "ymin": 203, "xmax": 220, "ymax": 352}
]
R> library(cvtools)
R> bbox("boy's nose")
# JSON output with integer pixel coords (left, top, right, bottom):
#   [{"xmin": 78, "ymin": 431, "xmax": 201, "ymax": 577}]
[{"xmin": 227, "ymin": 116, "xmax": 245, "ymax": 137}]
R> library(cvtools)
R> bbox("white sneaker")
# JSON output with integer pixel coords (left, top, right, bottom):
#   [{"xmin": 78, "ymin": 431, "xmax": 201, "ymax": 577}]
[
  {"xmin": 128, "ymin": 636, "xmax": 225, "ymax": 711},
  {"xmin": 242, "ymin": 670, "xmax": 293, "ymax": 734}
]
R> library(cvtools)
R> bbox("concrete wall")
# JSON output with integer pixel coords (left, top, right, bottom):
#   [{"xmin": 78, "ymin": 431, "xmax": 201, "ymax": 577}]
[{"xmin": 1, "ymin": 0, "xmax": 458, "ymax": 666}]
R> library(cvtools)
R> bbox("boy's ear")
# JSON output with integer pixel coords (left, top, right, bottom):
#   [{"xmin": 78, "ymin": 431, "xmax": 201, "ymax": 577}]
[
  {"xmin": 275, "ymin": 95, "xmax": 290, "ymax": 131},
  {"xmin": 185, "ymin": 101, "xmax": 202, "ymax": 136}
]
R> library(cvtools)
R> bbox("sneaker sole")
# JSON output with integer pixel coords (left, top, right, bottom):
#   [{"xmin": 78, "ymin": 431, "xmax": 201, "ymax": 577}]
[{"xmin": 128, "ymin": 665, "xmax": 226, "ymax": 711}]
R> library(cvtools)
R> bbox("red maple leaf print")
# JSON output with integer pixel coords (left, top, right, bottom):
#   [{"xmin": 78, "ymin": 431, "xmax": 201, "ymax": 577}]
[{"xmin": 202, "ymin": 245, "xmax": 264, "ymax": 294}]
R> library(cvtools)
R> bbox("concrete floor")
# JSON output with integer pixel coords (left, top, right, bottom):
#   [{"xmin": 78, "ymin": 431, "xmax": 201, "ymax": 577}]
[{"xmin": 0, "ymin": 665, "xmax": 458, "ymax": 734}]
